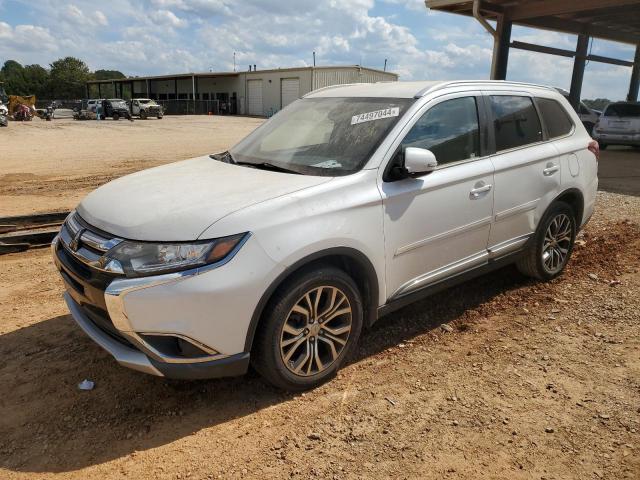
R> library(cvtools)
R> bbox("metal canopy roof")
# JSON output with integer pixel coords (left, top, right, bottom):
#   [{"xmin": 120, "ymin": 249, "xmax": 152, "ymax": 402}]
[{"xmin": 426, "ymin": 0, "xmax": 640, "ymax": 45}]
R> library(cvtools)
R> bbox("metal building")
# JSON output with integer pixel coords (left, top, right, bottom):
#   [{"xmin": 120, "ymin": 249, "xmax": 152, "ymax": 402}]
[
  {"xmin": 426, "ymin": 0, "xmax": 640, "ymax": 109},
  {"xmin": 86, "ymin": 65, "xmax": 398, "ymax": 116}
]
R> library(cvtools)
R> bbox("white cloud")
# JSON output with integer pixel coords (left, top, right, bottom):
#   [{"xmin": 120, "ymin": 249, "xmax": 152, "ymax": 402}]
[
  {"xmin": 0, "ymin": 0, "xmax": 632, "ymax": 100},
  {"xmin": 150, "ymin": 9, "xmax": 188, "ymax": 28}
]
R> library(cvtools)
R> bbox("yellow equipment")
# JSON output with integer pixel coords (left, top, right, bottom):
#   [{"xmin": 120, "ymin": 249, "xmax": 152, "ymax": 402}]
[{"xmin": 8, "ymin": 95, "xmax": 36, "ymax": 116}]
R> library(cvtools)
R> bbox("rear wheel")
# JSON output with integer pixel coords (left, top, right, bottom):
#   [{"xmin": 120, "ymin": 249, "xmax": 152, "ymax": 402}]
[
  {"xmin": 252, "ymin": 266, "xmax": 363, "ymax": 391},
  {"xmin": 516, "ymin": 201, "xmax": 577, "ymax": 281},
  {"xmin": 112, "ymin": 112, "xmax": 120, "ymax": 121}
]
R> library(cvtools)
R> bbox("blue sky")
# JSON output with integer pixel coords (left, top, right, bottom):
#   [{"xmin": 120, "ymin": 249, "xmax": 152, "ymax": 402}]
[{"xmin": 0, "ymin": 0, "xmax": 636, "ymax": 100}]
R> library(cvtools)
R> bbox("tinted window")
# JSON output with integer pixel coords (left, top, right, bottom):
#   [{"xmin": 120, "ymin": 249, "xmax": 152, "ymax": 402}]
[
  {"xmin": 537, "ymin": 98, "xmax": 573, "ymax": 138},
  {"xmin": 401, "ymin": 97, "xmax": 480, "ymax": 165},
  {"xmin": 490, "ymin": 96, "xmax": 542, "ymax": 151},
  {"xmin": 604, "ymin": 103, "xmax": 640, "ymax": 117}
]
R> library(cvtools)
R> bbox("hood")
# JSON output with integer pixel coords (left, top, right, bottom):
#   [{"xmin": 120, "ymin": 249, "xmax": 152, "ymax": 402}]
[{"xmin": 77, "ymin": 156, "xmax": 332, "ymax": 241}]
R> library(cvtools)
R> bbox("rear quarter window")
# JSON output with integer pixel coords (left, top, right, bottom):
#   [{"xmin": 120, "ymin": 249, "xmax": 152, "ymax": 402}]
[{"xmin": 536, "ymin": 98, "xmax": 574, "ymax": 138}]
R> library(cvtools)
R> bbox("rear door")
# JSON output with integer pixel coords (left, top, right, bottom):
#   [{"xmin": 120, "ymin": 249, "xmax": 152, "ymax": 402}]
[{"xmin": 486, "ymin": 93, "xmax": 562, "ymax": 257}]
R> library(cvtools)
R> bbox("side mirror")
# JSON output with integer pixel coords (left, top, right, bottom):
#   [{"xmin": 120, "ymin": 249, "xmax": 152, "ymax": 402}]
[{"xmin": 404, "ymin": 147, "xmax": 438, "ymax": 176}]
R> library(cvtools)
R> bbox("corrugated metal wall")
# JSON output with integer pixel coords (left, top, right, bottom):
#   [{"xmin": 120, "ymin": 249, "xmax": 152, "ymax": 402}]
[{"xmin": 312, "ymin": 68, "xmax": 398, "ymax": 90}]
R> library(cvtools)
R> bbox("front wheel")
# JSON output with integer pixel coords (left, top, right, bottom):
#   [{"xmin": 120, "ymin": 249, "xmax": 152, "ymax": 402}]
[
  {"xmin": 516, "ymin": 202, "xmax": 577, "ymax": 281},
  {"xmin": 252, "ymin": 266, "xmax": 363, "ymax": 391},
  {"xmin": 112, "ymin": 113, "xmax": 120, "ymax": 121},
  {"xmin": 139, "ymin": 110, "xmax": 147, "ymax": 119}
]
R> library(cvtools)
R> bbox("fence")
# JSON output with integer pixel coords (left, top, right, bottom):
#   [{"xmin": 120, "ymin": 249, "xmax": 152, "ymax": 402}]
[
  {"xmin": 156, "ymin": 99, "xmax": 222, "ymax": 115},
  {"xmin": 33, "ymin": 99, "xmax": 227, "ymax": 115}
]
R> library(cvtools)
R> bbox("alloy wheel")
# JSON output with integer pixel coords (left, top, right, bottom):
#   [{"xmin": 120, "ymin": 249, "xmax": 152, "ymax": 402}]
[
  {"xmin": 279, "ymin": 286, "xmax": 353, "ymax": 377},
  {"xmin": 542, "ymin": 213, "xmax": 572, "ymax": 274}
]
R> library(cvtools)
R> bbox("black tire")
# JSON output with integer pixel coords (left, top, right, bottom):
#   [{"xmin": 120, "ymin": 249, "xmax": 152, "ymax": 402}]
[
  {"xmin": 157, "ymin": 115, "xmax": 163, "ymax": 119},
  {"xmin": 516, "ymin": 201, "xmax": 577, "ymax": 281},
  {"xmin": 252, "ymin": 266, "xmax": 363, "ymax": 391},
  {"xmin": 139, "ymin": 110, "xmax": 147, "ymax": 120},
  {"xmin": 112, "ymin": 113, "xmax": 120, "ymax": 121}
]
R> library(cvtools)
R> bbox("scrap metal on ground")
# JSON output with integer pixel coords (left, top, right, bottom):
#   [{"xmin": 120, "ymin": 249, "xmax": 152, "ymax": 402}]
[{"xmin": 0, "ymin": 211, "xmax": 68, "ymax": 254}]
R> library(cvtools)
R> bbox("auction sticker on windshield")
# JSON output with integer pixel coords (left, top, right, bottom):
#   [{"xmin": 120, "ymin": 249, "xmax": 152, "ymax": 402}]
[{"xmin": 351, "ymin": 107, "xmax": 400, "ymax": 125}]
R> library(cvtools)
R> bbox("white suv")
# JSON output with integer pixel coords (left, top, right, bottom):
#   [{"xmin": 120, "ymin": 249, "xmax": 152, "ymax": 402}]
[
  {"xmin": 593, "ymin": 101, "xmax": 640, "ymax": 149},
  {"xmin": 53, "ymin": 81, "xmax": 598, "ymax": 390}
]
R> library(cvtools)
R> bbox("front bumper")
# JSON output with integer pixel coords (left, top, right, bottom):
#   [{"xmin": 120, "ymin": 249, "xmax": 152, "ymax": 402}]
[
  {"xmin": 593, "ymin": 131, "xmax": 640, "ymax": 146},
  {"xmin": 65, "ymin": 292, "xmax": 249, "ymax": 379},
  {"xmin": 52, "ymin": 216, "xmax": 281, "ymax": 379}
]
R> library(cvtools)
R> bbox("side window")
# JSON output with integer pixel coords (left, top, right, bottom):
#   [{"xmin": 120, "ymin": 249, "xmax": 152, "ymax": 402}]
[
  {"xmin": 490, "ymin": 96, "xmax": 542, "ymax": 151},
  {"xmin": 401, "ymin": 97, "xmax": 480, "ymax": 165},
  {"xmin": 537, "ymin": 98, "xmax": 574, "ymax": 138}
]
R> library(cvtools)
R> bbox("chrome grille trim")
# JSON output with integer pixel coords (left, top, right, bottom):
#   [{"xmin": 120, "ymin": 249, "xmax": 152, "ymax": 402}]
[{"xmin": 59, "ymin": 213, "xmax": 123, "ymax": 271}]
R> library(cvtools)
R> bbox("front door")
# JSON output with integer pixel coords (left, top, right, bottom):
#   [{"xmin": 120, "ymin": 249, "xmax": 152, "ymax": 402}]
[{"xmin": 380, "ymin": 94, "xmax": 494, "ymax": 301}]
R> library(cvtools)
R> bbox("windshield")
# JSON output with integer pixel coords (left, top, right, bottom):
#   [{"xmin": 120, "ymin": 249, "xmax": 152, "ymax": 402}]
[
  {"xmin": 139, "ymin": 99, "xmax": 156, "ymax": 105},
  {"xmin": 229, "ymin": 97, "xmax": 413, "ymax": 176},
  {"xmin": 604, "ymin": 103, "xmax": 640, "ymax": 118}
]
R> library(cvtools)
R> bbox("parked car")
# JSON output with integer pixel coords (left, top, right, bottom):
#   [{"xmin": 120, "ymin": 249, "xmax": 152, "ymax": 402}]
[
  {"xmin": 131, "ymin": 98, "xmax": 163, "ymax": 119},
  {"xmin": 52, "ymin": 81, "xmax": 598, "ymax": 390},
  {"xmin": 86, "ymin": 99, "xmax": 103, "ymax": 113},
  {"xmin": 0, "ymin": 101, "xmax": 8, "ymax": 127},
  {"xmin": 592, "ymin": 101, "xmax": 640, "ymax": 149},
  {"xmin": 100, "ymin": 99, "xmax": 131, "ymax": 120},
  {"xmin": 555, "ymin": 88, "xmax": 600, "ymax": 134}
]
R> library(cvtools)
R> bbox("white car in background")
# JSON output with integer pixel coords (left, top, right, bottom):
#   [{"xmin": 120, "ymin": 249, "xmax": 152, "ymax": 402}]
[
  {"xmin": 53, "ymin": 80, "xmax": 599, "ymax": 390},
  {"xmin": 593, "ymin": 102, "xmax": 640, "ymax": 149}
]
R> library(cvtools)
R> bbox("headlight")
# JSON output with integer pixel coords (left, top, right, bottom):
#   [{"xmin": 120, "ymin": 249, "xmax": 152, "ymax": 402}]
[{"xmin": 102, "ymin": 233, "xmax": 248, "ymax": 277}]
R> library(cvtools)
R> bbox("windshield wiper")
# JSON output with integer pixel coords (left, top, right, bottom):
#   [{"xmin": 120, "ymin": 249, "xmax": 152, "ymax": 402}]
[
  {"xmin": 209, "ymin": 151, "xmax": 237, "ymax": 164},
  {"xmin": 236, "ymin": 161, "xmax": 302, "ymax": 175}
]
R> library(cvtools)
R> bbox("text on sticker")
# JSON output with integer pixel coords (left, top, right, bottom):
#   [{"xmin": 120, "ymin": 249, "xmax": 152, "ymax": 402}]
[{"xmin": 351, "ymin": 107, "xmax": 400, "ymax": 125}]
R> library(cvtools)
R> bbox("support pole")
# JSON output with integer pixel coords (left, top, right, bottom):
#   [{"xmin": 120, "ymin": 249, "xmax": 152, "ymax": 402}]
[
  {"xmin": 192, "ymin": 74, "xmax": 196, "ymax": 114},
  {"xmin": 146, "ymin": 79, "xmax": 150, "ymax": 97},
  {"xmin": 490, "ymin": 16, "xmax": 512, "ymax": 80},
  {"xmin": 98, "ymin": 83, "xmax": 102, "ymax": 98},
  {"xmin": 569, "ymin": 34, "xmax": 589, "ymax": 112},
  {"xmin": 628, "ymin": 44, "xmax": 640, "ymax": 102}
]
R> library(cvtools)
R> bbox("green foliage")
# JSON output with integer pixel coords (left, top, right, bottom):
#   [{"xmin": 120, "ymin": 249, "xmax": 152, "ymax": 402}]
[
  {"xmin": 0, "ymin": 58, "xmax": 127, "ymax": 99},
  {"xmin": 94, "ymin": 69, "xmax": 126, "ymax": 80},
  {"xmin": 48, "ymin": 57, "xmax": 91, "ymax": 99}
]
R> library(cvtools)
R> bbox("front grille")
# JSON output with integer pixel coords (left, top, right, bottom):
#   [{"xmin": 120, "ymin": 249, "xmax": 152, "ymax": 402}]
[{"xmin": 56, "ymin": 212, "xmax": 124, "ymax": 328}]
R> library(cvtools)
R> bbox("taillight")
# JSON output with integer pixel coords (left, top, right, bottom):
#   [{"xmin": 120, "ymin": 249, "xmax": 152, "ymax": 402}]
[{"xmin": 588, "ymin": 139, "xmax": 600, "ymax": 161}]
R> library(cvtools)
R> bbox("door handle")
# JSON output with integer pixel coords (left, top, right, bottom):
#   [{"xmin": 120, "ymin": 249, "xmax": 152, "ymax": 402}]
[
  {"xmin": 543, "ymin": 164, "xmax": 559, "ymax": 176},
  {"xmin": 470, "ymin": 184, "xmax": 492, "ymax": 198}
]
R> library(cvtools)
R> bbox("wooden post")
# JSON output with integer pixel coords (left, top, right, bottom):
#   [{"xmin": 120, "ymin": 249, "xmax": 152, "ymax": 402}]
[
  {"xmin": 490, "ymin": 16, "xmax": 512, "ymax": 80},
  {"xmin": 569, "ymin": 34, "xmax": 589, "ymax": 111},
  {"xmin": 628, "ymin": 44, "xmax": 640, "ymax": 102}
]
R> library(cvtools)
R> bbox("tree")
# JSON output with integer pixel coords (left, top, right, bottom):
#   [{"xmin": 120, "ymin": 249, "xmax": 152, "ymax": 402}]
[
  {"xmin": 0, "ymin": 60, "xmax": 27, "ymax": 96},
  {"xmin": 94, "ymin": 69, "xmax": 126, "ymax": 80},
  {"xmin": 583, "ymin": 98, "xmax": 613, "ymax": 111},
  {"xmin": 48, "ymin": 56, "xmax": 91, "ymax": 99},
  {"xmin": 23, "ymin": 64, "xmax": 51, "ymax": 98}
]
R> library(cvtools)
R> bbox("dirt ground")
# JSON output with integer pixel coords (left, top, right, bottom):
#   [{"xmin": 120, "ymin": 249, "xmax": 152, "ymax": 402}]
[
  {"xmin": 0, "ymin": 117, "xmax": 639, "ymax": 480},
  {"xmin": 0, "ymin": 116, "xmax": 264, "ymax": 216}
]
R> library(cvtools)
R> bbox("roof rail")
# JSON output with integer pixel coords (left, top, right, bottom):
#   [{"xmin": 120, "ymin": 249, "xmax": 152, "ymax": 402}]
[
  {"xmin": 303, "ymin": 83, "xmax": 366, "ymax": 98},
  {"xmin": 414, "ymin": 80, "xmax": 557, "ymax": 98}
]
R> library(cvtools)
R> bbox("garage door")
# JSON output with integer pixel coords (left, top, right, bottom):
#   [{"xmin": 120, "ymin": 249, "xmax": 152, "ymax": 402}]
[
  {"xmin": 247, "ymin": 79, "xmax": 263, "ymax": 116},
  {"xmin": 281, "ymin": 78, "xmax": 300, "ymax": 109}
]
